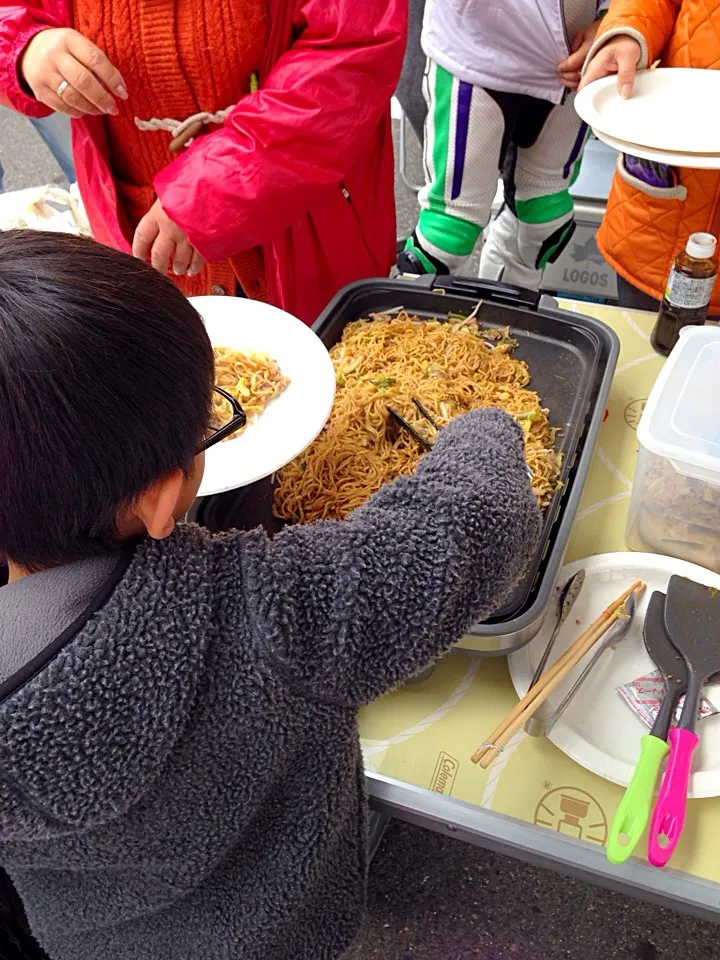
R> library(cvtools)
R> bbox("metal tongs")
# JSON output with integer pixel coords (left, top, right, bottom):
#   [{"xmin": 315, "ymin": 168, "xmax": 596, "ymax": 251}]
[
  {"xmin": 386, "ymin": 398, "xmax": 534, "ymax": 479},
  {"xmin": 526, "ymin": 592, "xmax": 637, "ymax": 738},
  {"xmin": 386, "ymin": 397, "xmax": 439, "ymax": 451}
]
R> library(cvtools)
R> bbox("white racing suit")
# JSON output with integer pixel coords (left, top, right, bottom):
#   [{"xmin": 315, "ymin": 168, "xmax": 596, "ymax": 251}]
[{"xmin": 404, "ymin": 0, "xmax": 609, "ymax": 288}]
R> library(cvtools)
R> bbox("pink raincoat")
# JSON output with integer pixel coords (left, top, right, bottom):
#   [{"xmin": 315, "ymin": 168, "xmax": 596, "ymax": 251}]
[{"xmin": 0, "ymin": 0, "xmax": 406, "ymax": 323}]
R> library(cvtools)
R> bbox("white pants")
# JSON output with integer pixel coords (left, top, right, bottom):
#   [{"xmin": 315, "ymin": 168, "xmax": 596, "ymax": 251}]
[{"xmin": 415, "ymin": 60, "xmax": 588, "ymax": 288}]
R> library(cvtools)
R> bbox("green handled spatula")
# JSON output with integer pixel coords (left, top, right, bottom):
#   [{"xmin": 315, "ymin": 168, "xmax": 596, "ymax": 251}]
[{"xmin": 607, "ymin": 591, "xmax": 682, "ymax": 865}]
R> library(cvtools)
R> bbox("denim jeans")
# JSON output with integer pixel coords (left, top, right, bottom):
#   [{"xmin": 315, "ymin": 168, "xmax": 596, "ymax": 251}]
[
  {"xmin": 0, "ymin": 113, "xmax": 75, "ymax": 193},
  {"xmin": 615, "ymin": 274, "xmax": 660, "ymax": 313}
]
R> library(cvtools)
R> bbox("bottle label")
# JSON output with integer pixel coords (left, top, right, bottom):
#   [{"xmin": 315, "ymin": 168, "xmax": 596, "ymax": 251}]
[{"xmin": 664, "ymin": 268, "xmax": 716, "ymax": 309}]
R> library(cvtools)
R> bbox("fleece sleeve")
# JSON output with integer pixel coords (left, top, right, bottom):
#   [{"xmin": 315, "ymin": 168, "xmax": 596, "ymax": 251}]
[{"xmin": 230, "ymin": 408, "xmax": 542, "ymax": 707}]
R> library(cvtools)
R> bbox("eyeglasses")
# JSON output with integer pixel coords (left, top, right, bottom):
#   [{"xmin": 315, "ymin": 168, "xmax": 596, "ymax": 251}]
[{"xmin": 196, "ymin": 386, "xmax": 247, "ymax": 454}]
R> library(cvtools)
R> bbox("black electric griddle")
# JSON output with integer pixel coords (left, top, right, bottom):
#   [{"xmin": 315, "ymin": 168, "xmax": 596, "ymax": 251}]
[{"xmin": 199, "ymin": 275, "xmax": 619, "ymax": 648}]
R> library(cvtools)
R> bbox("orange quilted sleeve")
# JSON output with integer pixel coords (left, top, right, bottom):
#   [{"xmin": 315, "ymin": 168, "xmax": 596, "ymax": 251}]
[{"xmin": 597, "ymin": 0, "xmax": 682, "ymax": 63}]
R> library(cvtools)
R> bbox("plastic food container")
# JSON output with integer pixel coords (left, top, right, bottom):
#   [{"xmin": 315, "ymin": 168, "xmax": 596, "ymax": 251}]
[{"xmin": 627, "ymin": 325, "xmax": 720, "ymax": 572}]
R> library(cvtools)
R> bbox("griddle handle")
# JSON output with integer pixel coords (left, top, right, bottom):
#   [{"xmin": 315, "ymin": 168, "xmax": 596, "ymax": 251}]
[{"xmin": 429, "ymin": 275, "xmax": 542, "ymax": 311}]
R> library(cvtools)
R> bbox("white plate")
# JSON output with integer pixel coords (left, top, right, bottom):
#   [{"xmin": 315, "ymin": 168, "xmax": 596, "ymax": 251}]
[
  {"xmin": 193, "ymin": 297, "xmax": 336, "ymax": 497},
  {"xmin": 576, "ymin": 69, "xmax": 720, "ymax": 157},
  {"xmin": 508, "ymin": 553, "xmax": 720, "ymax": 799},
  {"xmin": 593, "ymin": 129, "xmax": 720, "ymax": 171}
]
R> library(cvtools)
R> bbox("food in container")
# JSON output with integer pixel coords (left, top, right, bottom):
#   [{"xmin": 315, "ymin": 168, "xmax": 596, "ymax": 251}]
[
  {"xmin": 626, "ymin": 325, "xmax": 720, "ymax": 572},
  {"xmin": 651, "ymin": 232, "xmax": 719, "ymax": 356},
  {"xmin": 212, "ymin": 346, "xmax": 290, "ymax": 438}
]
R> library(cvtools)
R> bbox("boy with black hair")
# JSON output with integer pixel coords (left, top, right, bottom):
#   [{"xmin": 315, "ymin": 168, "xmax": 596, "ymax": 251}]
[{"xmin": 0, "ymin": 230, "xmax": 540, "ymax": 960}]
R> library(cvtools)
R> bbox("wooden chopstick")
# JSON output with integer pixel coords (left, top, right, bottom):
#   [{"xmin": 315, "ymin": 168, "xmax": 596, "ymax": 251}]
[
  {"xmin": 471, "ymin": 580, "xmax": 641, "ymax": 763},
  {"xmin": 471, "ymin": 615, "xmax": 619, "ymax": 767},
  {"xmin": 472, "ymin": 580, "xmax": 643, "ymax": 765},
  {"xmin": 477, "ymin": 611, "xmax": 626, "ymax": 768},
  {"xmin": 471, "ymin": 581, "xmax": 643, "ymax": 766},
  {"xmin": 524, "ymin": 580, "xmax": 642, "ymax": 694}
]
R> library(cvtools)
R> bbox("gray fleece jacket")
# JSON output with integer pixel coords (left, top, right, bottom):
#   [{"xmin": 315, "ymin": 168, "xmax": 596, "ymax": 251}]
[{"xmin": 0, "ymin": 408, "xmax": 540, "ymax": 960}]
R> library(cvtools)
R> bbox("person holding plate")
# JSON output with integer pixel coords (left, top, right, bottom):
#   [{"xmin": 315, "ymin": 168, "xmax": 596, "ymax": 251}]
[
  {"xmin": 0, "ymin": 0, "xmax": 405, "ymax": 324},
  {"xmin": 582, "ymin": 0, "xmax": 720, "ymax": 312}
]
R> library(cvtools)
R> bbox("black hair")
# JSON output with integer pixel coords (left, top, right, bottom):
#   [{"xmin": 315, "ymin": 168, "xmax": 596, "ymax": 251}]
[{"xmin": 0, "ymin": 230, "xmax": 214, "ymax": 569}]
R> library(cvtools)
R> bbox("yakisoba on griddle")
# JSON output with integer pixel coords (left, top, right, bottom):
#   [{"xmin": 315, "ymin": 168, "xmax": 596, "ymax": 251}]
[{"xmin": 273, "ymin": 311, "xmax": 560, "ymax": 524}]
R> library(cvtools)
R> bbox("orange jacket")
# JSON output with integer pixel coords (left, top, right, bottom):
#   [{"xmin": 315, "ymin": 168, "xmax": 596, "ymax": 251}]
[{"xmin": 595, "ymin": 0, "xmax": 720, "ymax": 312}]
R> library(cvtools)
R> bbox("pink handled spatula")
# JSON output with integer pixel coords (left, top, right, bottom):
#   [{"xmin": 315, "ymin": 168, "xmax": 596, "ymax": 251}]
[{"xmin": 648, "ymin": 576, "xmax": 720, "ymax": 867}]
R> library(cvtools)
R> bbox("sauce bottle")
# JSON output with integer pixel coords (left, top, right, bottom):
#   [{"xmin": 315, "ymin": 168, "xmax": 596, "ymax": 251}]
[{"xmin": 651, "ymin": 233, "xmax": 719, "ymax": 356}]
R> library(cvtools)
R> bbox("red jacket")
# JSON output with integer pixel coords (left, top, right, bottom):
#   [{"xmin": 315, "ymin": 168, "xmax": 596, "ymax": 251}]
[{"xmin": 0, "ymin": 0, "xmax": 406, "ymax": 324}]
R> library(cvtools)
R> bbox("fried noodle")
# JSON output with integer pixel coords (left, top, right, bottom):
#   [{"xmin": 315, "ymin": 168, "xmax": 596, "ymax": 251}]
[
  {"xmin": 212, "ymin": 346, "xmax": 290, "ymax": 436},
  {"xmin": 273, "ymin": 312, "xmax": 560, "ymax": 524}
]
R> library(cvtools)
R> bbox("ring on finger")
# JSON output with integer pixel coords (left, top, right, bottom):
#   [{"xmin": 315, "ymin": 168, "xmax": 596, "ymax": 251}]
[{"xmin": 56, "ymin": 79, "xmax": 70, "ymax": 99}]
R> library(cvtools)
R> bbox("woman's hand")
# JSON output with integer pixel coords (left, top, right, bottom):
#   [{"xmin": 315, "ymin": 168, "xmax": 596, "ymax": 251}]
[
  {"xmin": 558, "ymin": 18, "xmax": 604, "ymax": 91},
  {"xmin": 579, "ymin": 36, "xmax": 643, "ymax": 98},
  {"xmin": 20, "ymin": 28, "xmax": 127, "ymax": 118},
  {"xmin": 133, "ymin": 200, "xmax": 205, "ymax": 278}
]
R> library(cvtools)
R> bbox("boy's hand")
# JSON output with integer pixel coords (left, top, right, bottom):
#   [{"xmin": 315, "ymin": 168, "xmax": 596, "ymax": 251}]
[
  {"xmin": 20, "ymin": 28, "xmax": 127, "ymax": 119},
  {"xmin": 133, "ymin": 199, "xmax": 205, "ymax": 278},
  {"xmin": 579, "ymin": 36, "xmax": 643, "ymax": 98},
  {"xmin": 558, "ymin": 19, "xmax": 604, "ymax": 90}
]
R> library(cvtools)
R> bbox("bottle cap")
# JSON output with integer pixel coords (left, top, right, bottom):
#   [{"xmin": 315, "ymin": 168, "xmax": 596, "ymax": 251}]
[{"xmin": 686, "ymin": 232, "xmax": 717, "ymax": 260}]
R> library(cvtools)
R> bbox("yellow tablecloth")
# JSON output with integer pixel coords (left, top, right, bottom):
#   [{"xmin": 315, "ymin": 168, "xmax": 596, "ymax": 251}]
[{"xmin": 358, "ymin": 303, "xmax": 720, "ymax": 885}]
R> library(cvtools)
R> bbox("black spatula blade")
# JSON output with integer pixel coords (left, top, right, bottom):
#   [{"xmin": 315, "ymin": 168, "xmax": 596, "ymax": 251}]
[
  {"xmin": 665, "ymin": 576, "xmax": 720, "ymax": 732},
  {"xmin": 644, "ymin": 592, "xmax": 688, "ymax": 688},
  {"xmin": 644, "ymin": 591, "xmax": 687, "ymax": 741}
]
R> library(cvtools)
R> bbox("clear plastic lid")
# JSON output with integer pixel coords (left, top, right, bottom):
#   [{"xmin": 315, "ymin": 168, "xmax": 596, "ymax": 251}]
[
  {"xmin": 638, "ymin": 325, "xmax": 720, "ymax": 483},
  {"xmin": 686, "ymin": 232, "xmax": 717, "ymax": 261}
]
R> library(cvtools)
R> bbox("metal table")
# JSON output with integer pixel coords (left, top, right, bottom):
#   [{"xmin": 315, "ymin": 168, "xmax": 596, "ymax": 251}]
[{"xmin": 360, "ymin": 302, "xmax": 720, "ymax": 922}]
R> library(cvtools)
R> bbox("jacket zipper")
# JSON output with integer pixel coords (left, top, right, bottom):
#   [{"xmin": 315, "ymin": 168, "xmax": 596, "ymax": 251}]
[
  {"xmin": 708, "ymin": 178, "xmax": 720, "ymax": 240},
  {"xmin": 560, "ymin": 2, "xmax": 603, "ymax": 66},
  {"xmin": 559, "ymin": 0, "xmax": 571, "ymax": 102},
  {"xmin": 340, "ymin": 183, "xmax": 381, "ymax": 266},
  {"xmin": 257, "ymin": 0, "xmax": 295, "ymax": 310},
  {"xmin": 560, "ymin": 0, "xmax": 571, "ymax": 60}
]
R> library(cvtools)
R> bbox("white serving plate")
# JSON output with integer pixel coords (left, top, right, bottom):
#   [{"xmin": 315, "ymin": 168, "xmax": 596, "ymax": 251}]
[
  {"xmin": 592, "ymin": 128, "xmax": 720, "ymax": 171},
  {"xmin": 576, "ymin": 69, "xmax": 720, "ymax": 157},
  {"xmin": 509, "ymin": 553, "xmax": 720, "ymax": 798},
  {"xmin": 193, "ymin": 297, "xmax": 336, "ymax": 497}
]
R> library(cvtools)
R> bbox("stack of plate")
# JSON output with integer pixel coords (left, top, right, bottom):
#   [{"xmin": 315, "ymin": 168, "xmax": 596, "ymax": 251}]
[{"xmin": 575, "ymin": 69, "xmax": 720, "ymax": 170}]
